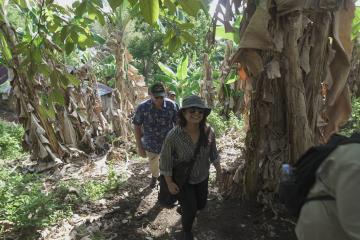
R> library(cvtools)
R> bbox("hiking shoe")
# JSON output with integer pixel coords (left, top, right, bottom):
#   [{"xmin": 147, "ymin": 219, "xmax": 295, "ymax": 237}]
[
  {"xmin": 149, "ymin": 177, "xmax": 157, "ymax": 188},
  {"xmin": 183, "ymin": 231, "xmax": 194, "ymax": 240}
]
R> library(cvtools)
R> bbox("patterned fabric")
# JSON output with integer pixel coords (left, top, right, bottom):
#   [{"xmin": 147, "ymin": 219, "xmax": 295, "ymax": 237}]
[
  {"xmin": 132, "ymin": 98, "xmax": 178, "ymax": 153},
  {"xmin": 159, "ymin": 126, "xmax": 219, "ymax": 184}
]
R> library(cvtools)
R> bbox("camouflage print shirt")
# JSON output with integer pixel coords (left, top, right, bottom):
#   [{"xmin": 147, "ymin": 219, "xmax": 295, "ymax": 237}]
[{"xmin": 132, "ymin": 98, "xmax": 178, "ymax": 154}]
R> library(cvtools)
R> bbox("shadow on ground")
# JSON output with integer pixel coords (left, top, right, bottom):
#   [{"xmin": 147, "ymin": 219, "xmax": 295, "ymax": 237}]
[{"xmin": 68, "ymin": 159, "xmax": 297, "ymax": 240}]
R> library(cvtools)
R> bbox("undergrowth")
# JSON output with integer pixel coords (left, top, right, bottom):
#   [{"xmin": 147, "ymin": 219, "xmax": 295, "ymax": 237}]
[
  {"xmin": 207, "ymin": 109, "xmax": 244, "ymax": 136},
  {"xmin": 0, "ymin": 121, "xmax": 26, "ymax": 160},
  {"xmin": 0, "ymin": 163, "xmax": 124, "ymax": 239}
]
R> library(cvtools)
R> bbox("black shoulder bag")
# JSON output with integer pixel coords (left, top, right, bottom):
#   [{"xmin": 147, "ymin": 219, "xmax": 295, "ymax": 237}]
[
  {"xmin": 158, "ymin": 139, "xmax": 202, "ymax": 207},
  {"xmin": 172, "ymin": 140, "xmax": 202, "ymax": 189}
]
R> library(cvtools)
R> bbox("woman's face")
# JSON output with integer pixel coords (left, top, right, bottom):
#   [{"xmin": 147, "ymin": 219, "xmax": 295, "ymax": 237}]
[{"xmin": 183, "ymin": 107, "xmax": 204, "ymax": 124}]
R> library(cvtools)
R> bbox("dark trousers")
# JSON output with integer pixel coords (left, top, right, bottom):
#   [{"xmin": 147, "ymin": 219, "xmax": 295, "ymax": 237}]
[{"xmin": 178, "ymin": 178, "xmax": 209, "ymax": 232}]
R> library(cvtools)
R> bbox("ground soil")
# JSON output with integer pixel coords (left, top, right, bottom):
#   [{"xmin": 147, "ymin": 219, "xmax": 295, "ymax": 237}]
[
  {"xmin": 39, "ymin": 154, "xmax": 297, "ymax": 240},
  {"xmin": 0, "ymin": 108, "xmax": 297, "ymax": 240}
]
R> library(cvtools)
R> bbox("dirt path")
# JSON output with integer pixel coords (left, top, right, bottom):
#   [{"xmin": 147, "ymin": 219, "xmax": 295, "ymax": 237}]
[{"xmin": 42, "ymin": 156, "xmax": 297, "ymax": 240}]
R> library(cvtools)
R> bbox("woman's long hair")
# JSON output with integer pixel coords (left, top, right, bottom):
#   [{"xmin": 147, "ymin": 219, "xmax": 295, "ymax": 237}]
[{"xmin": 178, "ymin": 109, "xmax": 209, "ymax": 147}]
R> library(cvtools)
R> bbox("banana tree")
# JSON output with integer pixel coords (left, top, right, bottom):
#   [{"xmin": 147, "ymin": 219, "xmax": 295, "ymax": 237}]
[
  {"xmin": 0, "ymin": 0, "xmax": 108, "ymax": 166},
  {"xmin": 157, "ymin": 56, "xmax": 201, "ymax": 101}
]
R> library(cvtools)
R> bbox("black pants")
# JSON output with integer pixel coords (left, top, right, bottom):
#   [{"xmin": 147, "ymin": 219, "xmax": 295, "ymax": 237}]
[{"xmin": 178, "ymin": 178, "xmax": 209, "ymax": 232}]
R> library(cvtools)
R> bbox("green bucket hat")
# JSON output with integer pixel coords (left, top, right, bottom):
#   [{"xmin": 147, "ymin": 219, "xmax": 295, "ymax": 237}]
[{"xmin": 180, "ymin": 95, "xmax": 211, "ymax": 116}]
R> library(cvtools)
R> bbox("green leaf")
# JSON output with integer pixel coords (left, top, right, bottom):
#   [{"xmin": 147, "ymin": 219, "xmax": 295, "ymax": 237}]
[
  {"xmin": 65, "ymin": 38, "xmax": 75, "ymax": 55},
  {"xmin": 128, "ymin": 0, "xmax": 138, "ymax": 6},
  {"xmin": 59, "ymin": 73, "xmax": 70, "ymax": 88},
  {"xmin": 181, "ymin": 31, "xmax": 196, "ymax": 44},
  {"xmin": 164, "ymin": 0, "xmax": 176, "ymax": 14},
  {"xmin": 215, "ymin": 26, "xmax": 235, "ymax": 41},
  {"xmin": 168, "ymin": 36, "xmax": 181, "ymax": 52},
  {"xmin": 139, "ymin": 0, "xmax": 159, "ymax": 25},
  {"xmin": 158, "ymin": 62, "xmax": 176, "ymax": 79},
  {"xmin": 0, "ymin": 33, "xmax": 12, "ymax": 62},
  {"xmin": 60, "ymin": 26, "xmax": 70, "ymax": 42},
  {"xmin": 78, "ymin": 33, "xmax": 88, "ymax": 44},
  {"xmin": 92, "ymin": 0, "xmax": 103, "ymax": 8},
  {"xmin": 163, "ymin": 29, "xmax": 174, "ymax": 45},
  {"xmin": 14, "ymin": 0, "xmax": 30, "ymax": 8},
  {"xmin": 108, "ymin": 0, "xmax": 124, "ymax": 11},
  {"xmin": 176, "ymin": 56, "xmax": 188, "ymax": 81},
  {"xmin": 93, "ymin": 34, "xmax": 106, "ymax": 44},
  {"xmin": 65, "ymin": 73, "xmax": 81, "ymax": 86},
  {"xmin": 88, "ymin": 3, "xmax": 105, "ymax": 25},
  {"xmin": 178, "ymin": 0, "xmax": 201, "ymax": 17},
  {"xmin": 50, "ymin": 71, "xmax": 60, "ymax": 88},
  {"xmin": 179, "ymin": 23, "xmax": 194, "ymax": 30},
  {"xmin": 226, "ymin": 78, "xmax": 237, "ymax": 84},
  {"xmin": 38, "ymin": 64, "xmax": 51, "ymax": 76},
  {"xmin": 31, "ymin": 47, "xmax": 42, "ymax": 64},
  {"xmin": 75, "ymin": 0, "xmax": 88, "ymax": 16},
  {"xmin": 49, "ymin": 89, "xmax": 65, "ymax": 105},
  {"xmin": 39, "ymin": 105, "xmax": 56, "ymax": 120}
]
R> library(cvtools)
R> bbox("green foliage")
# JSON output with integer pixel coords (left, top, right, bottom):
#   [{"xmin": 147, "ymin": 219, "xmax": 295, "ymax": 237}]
[
  {"xmin": 0, "ymin": 121, "xmax": 26, "ymax": 160},
  {"xmin": 157, "ymin": 56, "xmax": 200, "ymax": 99},
  {"xmin": 0, "ymin": 162, "xmax": 124, "ymax": 235},
  {"xmin": 207, "ymin": 109, "xmax": 244, "ymax": 136},
  {"xmin": 0, "ymin": 0, "xmax": 104, "ymax": 118},
  {"xmin": 0, "ymin": 170, "xmax": 72, "ymax": 234},
  {"xmin": 352, "ymin": 7, "xmax": 360, "ymax": 40},
  {"xmin": 139, "ymin": 0, "xmax": 159, "ymax": 25},
  {"xmin": 207, "ymin": 110, "xmax": 227, "ymax": 136},
  {"xmin": 340, "ymin": 98, "xmax": 360, "ymax": 136}
]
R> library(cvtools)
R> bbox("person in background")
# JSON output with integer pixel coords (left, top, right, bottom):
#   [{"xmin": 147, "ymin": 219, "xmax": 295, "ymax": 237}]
[
  {"xmin": 160, "ymin": 95, "xmax": 222, "ymax": 240},
  {"xmin": 132, "ymin": 82, "xmax": 178, "ymax": 188},
  {"xmin": 168, "ymin": 90, "xmax": 177, "ymax": 102},
  {"xmin": 295, "ymin": 132, "xmax": 360, "ymax": 240}
]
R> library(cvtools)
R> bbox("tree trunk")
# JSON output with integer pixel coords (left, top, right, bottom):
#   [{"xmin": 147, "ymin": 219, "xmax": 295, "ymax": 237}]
[
  {"xmin": 0, "ymin": 23, "xmax": 64, "ymax": 166},
  {"xmin": 229, "ymin": 0, "xmax": 354, "ymax": 201},
  {"xmin": 110, "ymin": 31, "xmax": 138, "ymax": 138},
  {"xmin": 200, "ymin": 53, "xmax": 214, "ymax": 107}
]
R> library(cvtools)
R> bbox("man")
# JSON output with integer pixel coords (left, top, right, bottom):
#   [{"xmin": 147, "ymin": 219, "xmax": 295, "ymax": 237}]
[
  {"xmin": 295, "ymin": 133, "xmax": 360, "ymax": 240},
  {"xmin": 133, "ymin": 82, "xmax": 178, "ymax": 188}
]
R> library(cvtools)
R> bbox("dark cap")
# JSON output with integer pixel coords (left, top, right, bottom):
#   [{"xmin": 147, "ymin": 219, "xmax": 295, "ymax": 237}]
[
  {"xmin": 150, "ymin": 82, "xmax": 166, "ymax": 97},
  {"xmin": 180, "ymin": 95, "xmax": 211, "ymax": 116}
]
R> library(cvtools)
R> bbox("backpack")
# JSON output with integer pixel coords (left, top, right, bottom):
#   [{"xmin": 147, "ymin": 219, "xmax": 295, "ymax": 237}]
[{"xmin": 279, "ymin": 133, "xmax": 360, "ymax": 217}]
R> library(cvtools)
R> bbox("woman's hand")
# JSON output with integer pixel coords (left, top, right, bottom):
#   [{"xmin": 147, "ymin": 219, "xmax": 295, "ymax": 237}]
[{"xmin": 167, "ymin": 181, "xmax": 180, "ymax": 195}]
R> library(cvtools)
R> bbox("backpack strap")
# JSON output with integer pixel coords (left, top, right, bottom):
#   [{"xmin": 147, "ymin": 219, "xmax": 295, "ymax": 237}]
[
  {"xmin": 305, "ymin": 195, "xmax": 335, "ymax": 204},
  {"xmin": 183, "ymin": 127, "xmax": 210, "ymax": 181}
]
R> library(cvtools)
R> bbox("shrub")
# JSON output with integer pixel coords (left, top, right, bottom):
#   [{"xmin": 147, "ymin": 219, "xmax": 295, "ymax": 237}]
[
  {"xmin": 0, "ymin": 163, "xmax": 125, "ymax": 237},
  {"xmin": 0, "ymin": 121, "xmax": 25, "ymax": 160},
  {"xmin": 0, "ymin": 169, "xmax": 72, "ymax": 234},
  {"xmin": 207, "ymin": 109, "xmax": 244, "ymax": 136}
]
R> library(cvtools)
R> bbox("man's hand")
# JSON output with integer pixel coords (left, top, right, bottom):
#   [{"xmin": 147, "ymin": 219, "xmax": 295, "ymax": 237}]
[
  {"xmin": 134, "ymin": 125, "xmax": 146, "ymax": 157},
  {"xmin": 167, "ymin": 181, "xmax": 180, "ymax": 195},
  {"xmin": 137, "ymin": 145, "xmax": 146, "ymax": 158}
]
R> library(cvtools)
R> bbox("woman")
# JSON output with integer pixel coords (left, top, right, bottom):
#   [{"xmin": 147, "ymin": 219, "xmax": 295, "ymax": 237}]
[{"xmin": 160, "ymin": 95, "xmax": 222, "ymax": 240}]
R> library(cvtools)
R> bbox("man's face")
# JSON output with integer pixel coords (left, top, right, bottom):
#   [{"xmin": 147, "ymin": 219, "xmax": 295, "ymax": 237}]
[
  {"xmin": 169, "ymin": 94, "xmax": 176, "ymax": 101},
  {"xmin": 151, "ymin": 94, "xmax": 164, "ymax": 107}
]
